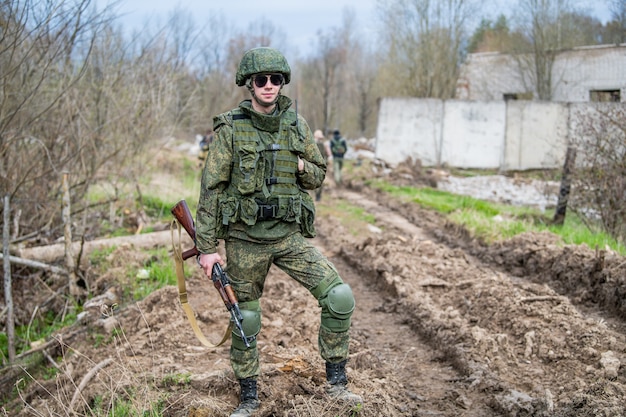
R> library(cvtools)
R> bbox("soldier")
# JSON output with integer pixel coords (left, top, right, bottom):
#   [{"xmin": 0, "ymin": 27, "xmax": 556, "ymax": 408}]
[
  {"xmin": 329, "ymin": 129, "xmax": 348, "ymax": 185},
  {"xmin": 194, "ymin": 47, "xmax": 362, "ymax": 417}
]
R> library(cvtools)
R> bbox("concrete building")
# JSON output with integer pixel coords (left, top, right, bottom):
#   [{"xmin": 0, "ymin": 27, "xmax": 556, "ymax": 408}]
[
  {"xmin": 456, "ymin": 44, "xmax": 626, "ymax": 102},
  {"xmin": 375, "ymin": 44, "xmax": 626, "ymax": 171}
]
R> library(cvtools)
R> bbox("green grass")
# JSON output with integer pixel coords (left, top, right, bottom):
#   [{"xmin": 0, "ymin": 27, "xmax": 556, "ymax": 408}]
[
  {"xmin": 89, "ymin": 246, "xmax": 118, "ymax": 268},
  {"xmin": 3, "ymin": 153, "xmax": 199, "ymax": 413},
  {"xmin": 370, "ymin": 180, "xmax": 500, "ymax": 214},
  {"xmin": 141, "ymin": 155, "xmax": 201, "ymax": 216},
  {"xmin": 547, "ymin": 215, "xmax": 625, "ymax": 251},
  {"xmin": 130, "ymin": 248, "xmax": 178, "ymax": 301},
  {"xmin": 161, "ymin": 372, "xmax": 192, "ymax": 387},
  {"xmin": 366, "ymin": 178, "xmax": 626, "ymax": 254},
  {"xmin": 317, "ymin": 199, "xmax": 377, "ymax": 236},
  {"xmin": 1, "ymin": 244, "xmax": 180, "ymax": 368},
  {"xmin": 141, "ymin": 194, "xmax": 171, "ymax": 219},
  {"xmin": 85, "ymin": 182, "xmax": 117, "ymax": 204},
  {"xmin": 91, "ymin": 395, "xmax": 165, "ymax": 417},
  {"xmin": 0, "ymin": 309, "xmax": 79, "ymax": 361},
  {"xmin": 86, "ymin": 152, "xmax": 201, "ymax": 233},
  {"xmin": 180, "ymin": 158, "xmax": 201, "ymax": 193}
]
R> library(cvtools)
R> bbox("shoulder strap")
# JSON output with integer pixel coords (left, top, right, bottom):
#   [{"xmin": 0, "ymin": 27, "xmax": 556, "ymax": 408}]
[{"xmin": 171, "ymin": 220, "xmax": 232, "ymax": 348}]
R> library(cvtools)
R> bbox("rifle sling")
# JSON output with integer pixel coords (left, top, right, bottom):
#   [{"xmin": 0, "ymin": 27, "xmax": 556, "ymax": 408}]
[{"xmin": 171, "ymin": 220, "xmax": 232, "ymax": 348}]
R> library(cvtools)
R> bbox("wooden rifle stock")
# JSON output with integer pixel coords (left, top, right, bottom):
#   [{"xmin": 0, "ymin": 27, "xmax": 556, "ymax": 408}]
[
  {"xmin": 170, "ymin": 199, "xmax": 251, "ymax": 347},
  {"xmin": 171, "ymin": 200, "xmax": 199, "ymax": 260}
]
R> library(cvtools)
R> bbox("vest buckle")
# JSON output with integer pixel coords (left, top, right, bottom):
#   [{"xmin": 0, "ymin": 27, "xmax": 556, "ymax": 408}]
[{"xmin": 257, "ymin": 204, "xmax": 278, "ymax": 220}]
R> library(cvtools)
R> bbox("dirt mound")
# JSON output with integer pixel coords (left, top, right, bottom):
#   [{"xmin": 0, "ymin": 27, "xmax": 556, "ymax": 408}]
[{"xmin": 480, "ymin": 233, "xmax": 626, "ymax": 320}]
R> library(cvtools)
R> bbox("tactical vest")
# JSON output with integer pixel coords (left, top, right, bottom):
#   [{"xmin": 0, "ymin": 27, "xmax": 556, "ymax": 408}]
[
  {"xmin": 330, "ymin": 137, "xmax": 346, "ymax": 158},
  {"xmin": 216, "ymin": 104, "xmax": 315, "ymax": 238}
]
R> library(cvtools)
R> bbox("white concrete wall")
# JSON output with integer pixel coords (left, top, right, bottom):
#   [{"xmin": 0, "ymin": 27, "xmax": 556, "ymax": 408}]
[
  {"xmin": 376, "ymin": 99, "xmax": 624, "ymax": 171},
  {"xmin": 375, "ymin": 98, "xmax": 443, "ymax": 166},
  {"xmin": 441, "ymin": 100, "xmax": 506, "ymax": 169},
  {"xmin": 503, "ymin": 101, "xmax": 569, "ymax": 170}
]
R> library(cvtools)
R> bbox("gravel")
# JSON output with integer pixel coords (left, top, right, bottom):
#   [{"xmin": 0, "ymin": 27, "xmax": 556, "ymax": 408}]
[{"xmin": 437, "ymin": 175, "xmax": 560, "ymax": 212}]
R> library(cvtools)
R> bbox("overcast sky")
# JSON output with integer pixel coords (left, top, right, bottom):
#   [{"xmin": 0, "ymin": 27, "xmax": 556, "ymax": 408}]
[
  {"xmin": 113, "ymin": 0, "xmax": 379, "ymax": 57},
  {"xmin": 113, "ymin": 0, "xmax": 613, "ymax": 57}
]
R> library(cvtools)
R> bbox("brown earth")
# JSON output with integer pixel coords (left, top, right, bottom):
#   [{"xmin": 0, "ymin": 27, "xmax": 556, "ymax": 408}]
[{"xmin": 2, "ymin": 151, "xmax": 626, "ymax": 417}]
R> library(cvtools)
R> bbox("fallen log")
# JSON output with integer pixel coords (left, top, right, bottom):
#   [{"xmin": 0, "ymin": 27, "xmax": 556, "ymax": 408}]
[
  {"xmin": 0, "ymin": 254, "xmax": 66, "ymax": 275},
  {"xmin": 15, "ymin": 229, "xmax": 192, "ymax": 264}
]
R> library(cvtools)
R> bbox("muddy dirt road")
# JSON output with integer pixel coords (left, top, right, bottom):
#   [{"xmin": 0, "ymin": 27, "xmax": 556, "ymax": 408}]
[{"xmin": 4, "ymin": 160, "xmax": 626, "ymax": 417}]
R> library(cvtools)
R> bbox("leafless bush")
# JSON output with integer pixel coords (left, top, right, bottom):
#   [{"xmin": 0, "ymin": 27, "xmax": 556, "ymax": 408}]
[
  {"xmin": 0, "ymin": 1, "xmax": 189, "ymax": 246},
  {"xmin": 1, "ymin": 0, "xmax": 114, "ymax": 241},
  {"xmin": 568, "ymin": 103, "xmax": 626, "ymax": 243}
]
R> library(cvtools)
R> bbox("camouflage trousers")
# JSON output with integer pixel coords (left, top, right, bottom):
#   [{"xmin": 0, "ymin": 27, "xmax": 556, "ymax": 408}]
[
  {"xmin": 225, "ymin": 232, "xmax": 351, "ymax": 380},
  {"xmin": 332, "ymin": 158, "xmax": 344, "ymax": 185}
]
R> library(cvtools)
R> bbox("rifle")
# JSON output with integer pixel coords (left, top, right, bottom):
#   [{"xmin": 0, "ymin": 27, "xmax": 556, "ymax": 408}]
[
  {"xmin": 170, "ymin": 200, "xmax": 200, "ymax": 261},
  {"xmin": 171, "ymin": 200, "xmax": 251, "ymax": 347}
]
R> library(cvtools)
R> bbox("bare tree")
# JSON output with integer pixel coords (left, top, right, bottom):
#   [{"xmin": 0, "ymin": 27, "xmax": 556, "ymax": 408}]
[
  {"xmin": 0, "ymin": 0, "xmax": 192, "ymax": 254},
  {"xmin": 510, "ymin": 0, "xmax": 582, "ymax": 100},
  {"xmin": 0, "ymin": 0, "xmax": 110, "ymax": 241},
  {"xmin": 606, "ymin": 0, "xmax": 626, "ymax": 43},
  {"xmin": 193, "ymin": 12, "xmax": 232, "ymax": 132},
  {"xmin": 296, "ymin": 9, "xmax": 357, "ymax": 136},
  {"xmin": 297, "ymin": 36, "xmax": 340, "ymax": 134},
  {"xmin": 167, "ymin": 7, "xmax": 200, "ymax": 71},
  {"xmin": 71, "ymin": 20, "xmax": 182, "ymax": 198},
  {"xmin": 376, "ymin": 0, "xmax": 476, "ymax": 99},
  {"xmin": 347, "ymin": 41, "xmax": 379, "ymax": 138}
]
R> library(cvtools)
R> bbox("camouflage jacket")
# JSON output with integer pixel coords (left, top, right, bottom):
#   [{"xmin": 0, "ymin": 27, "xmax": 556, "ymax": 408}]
[{"xmin": 195, "ymin": 95, "xmax": 327, "ymax": 254}]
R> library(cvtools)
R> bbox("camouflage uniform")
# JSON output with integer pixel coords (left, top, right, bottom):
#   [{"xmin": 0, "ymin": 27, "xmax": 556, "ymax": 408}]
[
  {"xmin": 196, "ymin": 87, "xmax": 353, "ymax": 381},
  {"xmin": 330, "ymin": 130, "xmax": 347, "ymax": 185},
  {"xmin": 195, "ymin": 48, "xmax": 360, "ymax": 415}
]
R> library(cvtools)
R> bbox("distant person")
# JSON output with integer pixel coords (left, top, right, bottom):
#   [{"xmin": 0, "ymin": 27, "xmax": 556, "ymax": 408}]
[
  {"xmin": 329, "ymin": 129, "xmax": 347, "ymax": 185},
  {"xmin": 313, "ymin": 129, "xmax": 331, "ymax": 201},
  {"xmin": 194, "ymin": 47, "xmax": 362, "ymax": 417},
  {"xmin": 198, "ymin": 128, "xmax": 214, "ymax": 165}
]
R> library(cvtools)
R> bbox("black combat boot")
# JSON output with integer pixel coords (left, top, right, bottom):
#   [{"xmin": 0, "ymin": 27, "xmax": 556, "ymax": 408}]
[
  {"xmin": 325, "ymin": 360, "xmax": 363, "ymax": 405},
  {"xmin": 230, "ymin": 378, "xmax": 260, "ymax": 417}
]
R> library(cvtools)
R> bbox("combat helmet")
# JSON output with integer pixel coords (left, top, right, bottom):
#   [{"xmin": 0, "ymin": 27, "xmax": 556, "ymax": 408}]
[{"xmin": 236, "ymin": 47, "xmax": 291, "ymax": 86}]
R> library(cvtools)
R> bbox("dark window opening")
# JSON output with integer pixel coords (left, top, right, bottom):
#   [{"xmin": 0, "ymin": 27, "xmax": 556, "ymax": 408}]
[
  {"xmin": 503, "ymin": 92, "xmax": 533, "ymax": 101},
  {"xmin": 590, "ymin": 90, "xmax": 621, "ymax": 102}
]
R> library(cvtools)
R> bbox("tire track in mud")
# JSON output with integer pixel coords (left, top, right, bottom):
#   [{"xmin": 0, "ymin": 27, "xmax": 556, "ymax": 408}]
[
  {"xmin": 314, "ymin": 190, "xmax": 501, "ymax": 416},
  {"xmin": 315, "ymin": 188, "xmax": 626, "ymax": 416}
]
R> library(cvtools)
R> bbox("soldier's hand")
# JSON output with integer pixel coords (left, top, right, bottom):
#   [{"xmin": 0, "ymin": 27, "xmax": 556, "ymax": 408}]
[{"xmin": 198, "ymin": 252, "xmax": 224, "ymax": 278}]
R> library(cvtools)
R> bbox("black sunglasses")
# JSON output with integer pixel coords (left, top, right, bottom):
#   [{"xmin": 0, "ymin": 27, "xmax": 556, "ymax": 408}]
[{"xmin": 253, "ymin": 73, "xmax": 284, "ymax": 88}]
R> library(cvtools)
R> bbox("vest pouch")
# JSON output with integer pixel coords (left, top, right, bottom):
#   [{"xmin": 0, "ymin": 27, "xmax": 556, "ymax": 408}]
[
  {"xmin": 240, "ymin": 197, "xmax": 259, "ymax": 226},
  {"xmin": 299, "ymin": 191, "xmax": 316, "ymax": 238},
  {"xmin": 281, "ymin": 195, "xmax": 301, "ymax": 222},
  {"xmin": 217, "ymin": 196, "xmax": 239, "ymax": 239},
  {"xmin": 235, "ymin": 144, "xmax": 263, "ymax": 195}
]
